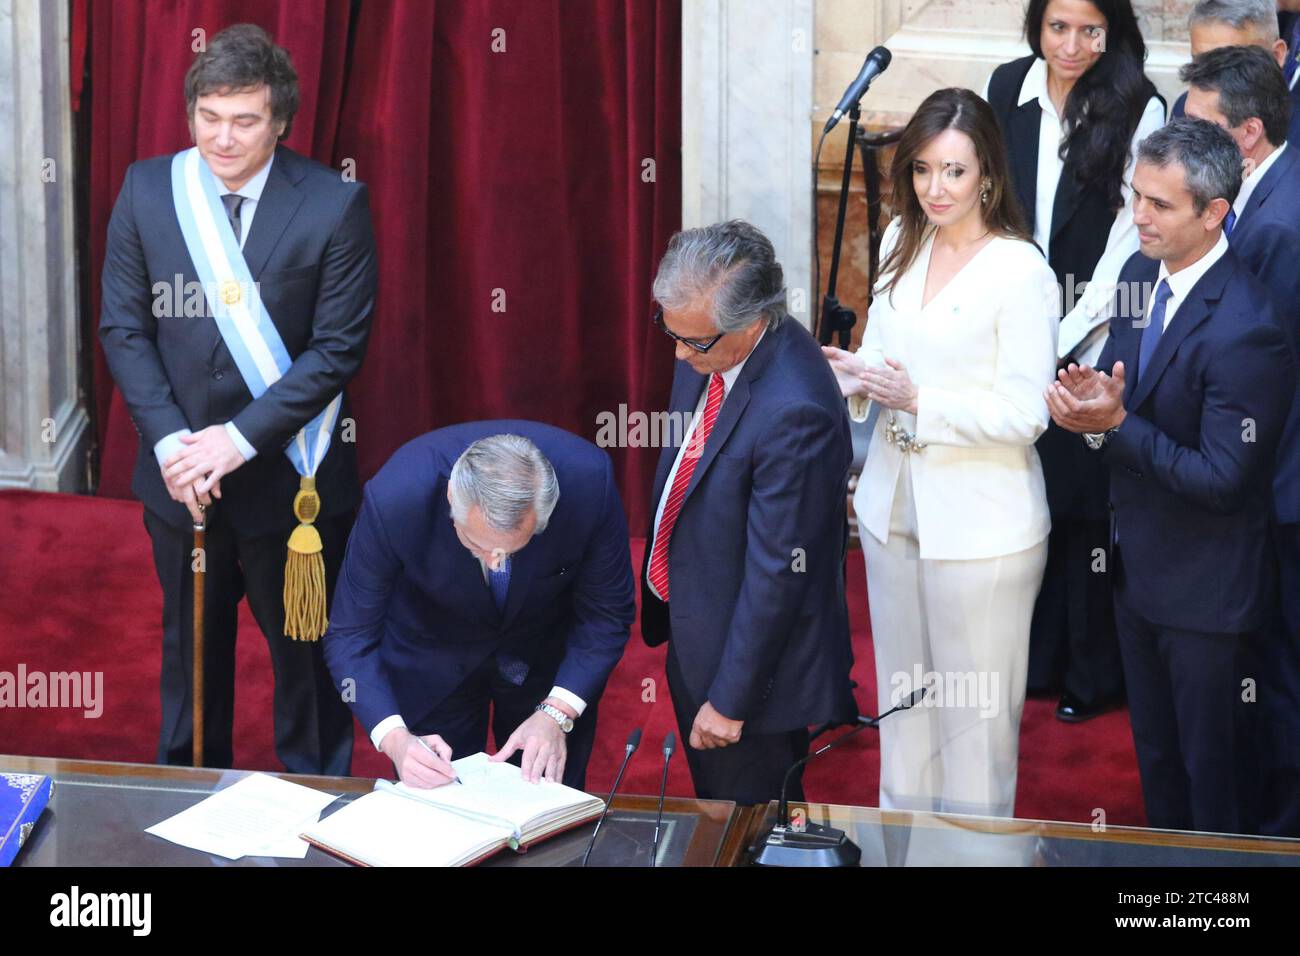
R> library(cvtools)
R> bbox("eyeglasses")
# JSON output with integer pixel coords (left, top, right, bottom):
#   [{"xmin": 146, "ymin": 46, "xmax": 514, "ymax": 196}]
[{"xmin": 653, "ymin": 307, "xmax": 726, "ymax": 354}]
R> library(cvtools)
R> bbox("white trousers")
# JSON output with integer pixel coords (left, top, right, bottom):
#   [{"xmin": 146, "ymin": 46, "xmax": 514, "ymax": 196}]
[{"xmin": 858, "ymin": 459, "xmax": 1047, "ymax": 818}]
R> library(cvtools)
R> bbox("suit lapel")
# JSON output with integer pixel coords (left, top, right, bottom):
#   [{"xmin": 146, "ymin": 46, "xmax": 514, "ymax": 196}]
[
  {"xmin": 241, "ymin": 146, "xmax": 306, "ymax": 280},
  {"xmin": 1128, "ymin": 254, "xmax": 1230, "ymax": 410},
  {"xmin": 499, "ymin": 535, "xmax": 542, "ymax": 630},
  {"xmin": 680, "ymin": 323, "xmax": 781, "ymax": 503},
  {"xmin": 1233, "ymin": 146, "xmax": 1297, "ymax": 244},
  {"xmin": 427, "ymin": 488, "xmax": 498, "ymax": 623},
  {"xmin": 1008, "ymin": 100, "xmax": 1040, "ymax": 227},
  {"xmin": 1049, "ymin": 161, "xmax": 1086, "ymax": 243}
]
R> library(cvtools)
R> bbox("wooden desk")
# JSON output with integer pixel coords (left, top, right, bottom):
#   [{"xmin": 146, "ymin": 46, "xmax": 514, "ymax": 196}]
[
  {"xmin": 736, "ymin": 801, "xmax": 1300, "ymax": 866},
  {"xmin": 2, "ymin": 755, "xmax": 746, "ymax": 867}
]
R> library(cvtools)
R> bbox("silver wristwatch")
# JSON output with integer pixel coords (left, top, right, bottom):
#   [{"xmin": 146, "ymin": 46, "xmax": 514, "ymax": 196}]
[{"xmin": 535, "ymin": 702, "xmax": 574, "ymax": 733}]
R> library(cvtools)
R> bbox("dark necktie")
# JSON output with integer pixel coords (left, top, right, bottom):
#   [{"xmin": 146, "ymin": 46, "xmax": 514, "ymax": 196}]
[
  {"xmin": 488, "ymin": 557, "xmax": 529, "ymax": 686},
  {"xmin": 1224, "ymin": 208, "xmax": 1236, "ymax": 241},
  {"xmin": 1138, "ymin": 279, "xmax": 1173, "ymax": 383},
  {"xmin": 488, "ymin": 556, "xmax": 511, "ymax": 611},
  {"xmin": 221, "ymin": 193, "xmax": 244, "ymax": 244}
]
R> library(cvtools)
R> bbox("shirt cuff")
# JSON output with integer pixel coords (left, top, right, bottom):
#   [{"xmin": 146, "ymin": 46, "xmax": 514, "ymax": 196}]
[
  {"xmin": 153, "ymin": 429, "xmax": 192, "ymax": 467},
  {"xmin": 224, "ymin": 422, "xmax": 257, "ymax": 462},
  {"xmin": 370, "ymin": 714, "xmax": 406, "ymax": 751},
  {"xmin": 548, "ymin": 686, "xmax": 587, "ymax": 718}
]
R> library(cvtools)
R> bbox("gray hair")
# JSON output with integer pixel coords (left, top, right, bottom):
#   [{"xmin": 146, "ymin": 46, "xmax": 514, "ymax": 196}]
[
  {"xmin": 1189, "ymin": 0, "xmax": 1280, "ymax": 42},
  {"xmin": 652, "ymin": 220, "xmax": 788, "ymax": 333},
  {"xmin": 1137, "ymin": 119, "xmax": 1243, "ymax": 215},
  {"xmin": 448, "ymin": 435, "xmax": 559, "ymax": 534}
]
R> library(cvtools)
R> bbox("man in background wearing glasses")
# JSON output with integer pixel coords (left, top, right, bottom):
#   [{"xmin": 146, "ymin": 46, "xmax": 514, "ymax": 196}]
[{"xmin": 641, "ymin": 220, "xmax": 858, "ymax": 805}]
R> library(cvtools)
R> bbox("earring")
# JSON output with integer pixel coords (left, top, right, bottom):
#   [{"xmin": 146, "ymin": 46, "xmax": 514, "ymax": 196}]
[{"xmin": 980, "ymin": 178, "xmax": 992, "ymax": 204}]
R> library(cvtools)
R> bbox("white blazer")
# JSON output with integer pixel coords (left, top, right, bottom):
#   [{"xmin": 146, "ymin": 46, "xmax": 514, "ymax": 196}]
[{"xmin": 850, "ymin": 218, "xmax": 1059, "ymax": 560}]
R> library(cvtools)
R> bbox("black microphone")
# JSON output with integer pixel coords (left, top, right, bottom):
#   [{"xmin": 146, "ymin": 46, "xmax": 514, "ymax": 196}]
[
  {"xmin": 775, "ymin": 686, "xmax": 925, "ymax": 829},
  {"xmin": 581, "ymin": 727, "xmax": 641, "ymax": 867},
  {"xmin": 823, "ymin": 46, "xmax": 892, "ymax": 134},
  {"xmin": 649, "ymin": 731, "xmax": 675, "ymax": 867},
  {"xmin": 752, "ymin": 687, "xmax": 927, "ymax": 867}
]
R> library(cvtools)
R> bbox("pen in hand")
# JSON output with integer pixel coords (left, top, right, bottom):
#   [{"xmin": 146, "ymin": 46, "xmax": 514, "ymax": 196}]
[{"xmin": 412, "ymin": 733, "xmax": 464, "ymax": 785}]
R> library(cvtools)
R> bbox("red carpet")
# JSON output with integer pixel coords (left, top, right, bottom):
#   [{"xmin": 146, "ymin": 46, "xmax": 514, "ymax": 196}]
[{"xmin": 0, "ymin": 490, "xmax": 1144, "ymax": 824}]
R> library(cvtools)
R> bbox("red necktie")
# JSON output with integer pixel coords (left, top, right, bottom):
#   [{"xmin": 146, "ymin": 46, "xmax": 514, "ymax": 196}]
[{"xmin": 648, "ymin": 373, "xmax": 726, "ymax": 601}]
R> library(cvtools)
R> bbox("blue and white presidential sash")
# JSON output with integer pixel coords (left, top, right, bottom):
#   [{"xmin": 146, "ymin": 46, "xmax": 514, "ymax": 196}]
[
  {"xmin": 169, "ymin": 147, "xmax": 341, "ymax": 478},
  {"xmin": 170, "ymin": 146, "xmax": 340, "ymax": 640}
]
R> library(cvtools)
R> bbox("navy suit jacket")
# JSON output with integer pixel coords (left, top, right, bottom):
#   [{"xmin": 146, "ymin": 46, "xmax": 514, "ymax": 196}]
[
  {"xmin": 1227, "ymin": 144, "xmax": 1300, "ymax": 523},
  {"xmin": 1173, "ymin": 88, "xmax": 1300, "ymax": 148},
  {"xmin": 322, "ymin": 421, "xmax": 635, "ymax": 736},
  {"xmin": 99, "ymin": 145, "xmax": 378, "ymax": 534},
  {"xmin": 640, "ymin": 319, "xmax": 857, "ymax": 734},
  {"xmin": 1099, "ymin": 248, "xmax": 1294, "ymax": 634}
]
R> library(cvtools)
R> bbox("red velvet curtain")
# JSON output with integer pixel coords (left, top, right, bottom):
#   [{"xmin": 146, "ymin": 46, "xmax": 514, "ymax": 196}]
[{"xmin": 78, "ymin": 0, "xmax": 680, "ymax": 533}]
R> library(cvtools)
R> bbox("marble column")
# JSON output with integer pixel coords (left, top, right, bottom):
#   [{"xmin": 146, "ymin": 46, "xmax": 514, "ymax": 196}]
[
  {"xmin": 0, "ymin": 0, "xmax": 87, "ymax": 491},
  {"xmin": 682, "ymin": 0, "xmax": 816, "ymax": 326}
]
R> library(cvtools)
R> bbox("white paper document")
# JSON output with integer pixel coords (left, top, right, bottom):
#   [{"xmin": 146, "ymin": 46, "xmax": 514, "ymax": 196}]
[{"xmin": 146, "ymin": 772, "xmax": 339, "ymax": 860}]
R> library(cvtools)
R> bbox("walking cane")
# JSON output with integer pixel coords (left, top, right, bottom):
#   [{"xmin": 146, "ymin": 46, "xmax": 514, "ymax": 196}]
[{"xmin": 192, "ymin": 503, "xmax": 207, "ymax": 767}]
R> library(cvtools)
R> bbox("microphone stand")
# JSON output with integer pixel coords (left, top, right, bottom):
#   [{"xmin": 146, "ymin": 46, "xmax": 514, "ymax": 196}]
[
  {"xmin": 750, "ymin": 689, "xmax": 926, "ymax": 867},
  {"xmin": 649, "ymin": 731, "xmax": 675, "ymax": 867},
  {"xmin": 582, "ymin": 728, "xmax": 640, "ymax": 867},
  {"xmin": 818, "ymin": 102, "xmax": 863, "ymax": 349}
]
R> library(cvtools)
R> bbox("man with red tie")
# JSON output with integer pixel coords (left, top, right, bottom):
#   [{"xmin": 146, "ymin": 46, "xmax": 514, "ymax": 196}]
[{"xmin": 640, "ymin": 220, "xmax": 857, "ymax": 805}]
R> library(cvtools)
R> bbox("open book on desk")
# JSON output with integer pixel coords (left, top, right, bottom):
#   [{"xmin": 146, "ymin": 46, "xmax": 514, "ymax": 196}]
[{"xmin": 301, "ymin": 752, "xmax": 605, "ymax": 867}]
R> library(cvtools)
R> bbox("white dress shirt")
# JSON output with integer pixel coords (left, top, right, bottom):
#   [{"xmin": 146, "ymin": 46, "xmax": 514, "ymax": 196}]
[
  {"xmin": 1234, "ymin": 142, "xmax": 1287, "ymax": 219},
  {"xmin": 981, "ymin": 59, "xmax": 1166, "ymax": 367},
  {"xmin": 1154, "ymin": 231, "xmax": 1230, "ymax": 332},
  {"xmin": 152, "ymin": 152, "xmax": 275, "ymax": 468},
  {"xmin": 646, "ymin": 327, "xmax": 767, "ymax": 602}
]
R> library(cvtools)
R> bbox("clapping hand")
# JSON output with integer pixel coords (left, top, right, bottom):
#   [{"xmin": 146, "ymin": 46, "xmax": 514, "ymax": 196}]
[{"xmin": 1044, "ymin": 362, "xmax": 1128, "ymax": 434}]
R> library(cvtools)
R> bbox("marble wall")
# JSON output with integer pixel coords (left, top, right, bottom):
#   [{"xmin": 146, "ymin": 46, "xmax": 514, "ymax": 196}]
[
  {"xmin": 0, "ymin": 0, "xmax": 88, "ymax": 491},
  {"xmin": 682, "ymin": 0, "xmax": 816, "ymax": 326}
]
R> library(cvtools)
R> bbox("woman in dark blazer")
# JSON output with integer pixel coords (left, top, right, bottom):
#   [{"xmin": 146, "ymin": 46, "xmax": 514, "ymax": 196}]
[{"xmin": 982, "ymin": 0, "xmax": 1164, "ymax": 722}]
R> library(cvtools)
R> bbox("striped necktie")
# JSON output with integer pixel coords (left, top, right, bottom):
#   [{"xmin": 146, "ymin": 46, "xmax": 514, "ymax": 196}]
[{"xmin": 647, "ymin": 373, "xmax": 726, "ymax": 602}]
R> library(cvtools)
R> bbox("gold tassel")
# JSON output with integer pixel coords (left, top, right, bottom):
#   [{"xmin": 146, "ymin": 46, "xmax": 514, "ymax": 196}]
[{"xmin": 284, "ymin": 475, "xmax": 327, "ymax": 641}]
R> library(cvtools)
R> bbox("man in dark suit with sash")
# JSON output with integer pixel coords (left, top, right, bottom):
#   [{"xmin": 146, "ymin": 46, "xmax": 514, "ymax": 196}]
[{"xmin": 99, "ymin": 24, "xmax": 377, "ymax": 774}]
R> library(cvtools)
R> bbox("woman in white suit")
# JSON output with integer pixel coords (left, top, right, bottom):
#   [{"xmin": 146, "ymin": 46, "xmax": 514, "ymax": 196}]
[{"xmin": 824, "ymin": 88, "xmax": 1060, "ymax": 818}]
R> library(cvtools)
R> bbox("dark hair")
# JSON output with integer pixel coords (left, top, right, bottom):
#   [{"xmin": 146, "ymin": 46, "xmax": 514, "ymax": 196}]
[
  {"xmin": 1025, "ymin": 0, "xmax": 1154, "ymax": 211},
  {"xmin": 1137, "ymin": 118, "xmax": 1243, "ymax": 214},
  {"xmin": 184, "ymin": 24, "xmax": 299, "ymax": 139},
  {"xmin": 1180, "ymin": 45, "xmax": 1291, "ymax": 147},
  {"xmin": 880, "ymin": 88, "xmax": 1032, "ymax": 299}
]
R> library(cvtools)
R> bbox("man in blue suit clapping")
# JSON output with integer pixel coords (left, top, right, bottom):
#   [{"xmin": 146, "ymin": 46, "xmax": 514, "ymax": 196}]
[
  {"xmin": 1047, "ymin": 120, "xmax": 1295, "ymax": 834},
  {"xmin": 323, "ymin": 423, "xmax": 635, "ymax": 789}
]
